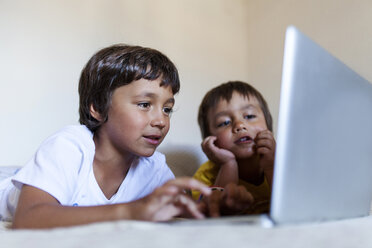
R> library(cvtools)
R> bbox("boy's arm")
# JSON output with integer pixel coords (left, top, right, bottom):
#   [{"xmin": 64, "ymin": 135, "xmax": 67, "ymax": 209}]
[
  {"xmin": 255, "ymin": 130, "xmax": 276, "ymax": 189},
  {"xmin": 202, "ymin": 136, "xmax": 239, "ymax": 187},
  {"xmin": 13, "ymin": 185, "xmax": 127, "ymax": 228},
  {"xmin": 214, "ymin": 160, "xmax": 239, "ymax": 187},
  {"xmin": 13, "ymin": 178, "xmax": 211, "ymax": 229}
]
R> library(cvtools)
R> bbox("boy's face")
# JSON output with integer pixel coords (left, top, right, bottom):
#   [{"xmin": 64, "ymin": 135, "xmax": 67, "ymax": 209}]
[
  {"xmin": 207, "ymin": 92, "xmax": 268, "ymax": 159},
  {"xmin": 96, "ymin": 78, "xmax": 174, "ymax": 157}
]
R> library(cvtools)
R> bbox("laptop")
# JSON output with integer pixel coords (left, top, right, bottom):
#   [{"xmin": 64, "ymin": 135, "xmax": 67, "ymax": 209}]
[{"xmin": 170, "ymin": 26, "xmax": 372, "ymax": 226}]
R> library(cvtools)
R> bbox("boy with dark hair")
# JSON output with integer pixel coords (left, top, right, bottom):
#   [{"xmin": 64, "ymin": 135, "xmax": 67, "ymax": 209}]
[
  {"xmin": 78, "ymin": 45, "xmax": 180, "ymax": 133},
  {"xmin": 0, "ymin": 44, "xmax": 210, "ymax": 228},
  {"xmin": 193, "ymin": 81, "xmax": 276, "ymax": 215}
]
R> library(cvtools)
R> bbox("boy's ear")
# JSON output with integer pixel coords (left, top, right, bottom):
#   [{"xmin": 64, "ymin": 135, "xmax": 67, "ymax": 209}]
[{"xmin": 89, "ymin": 104, "xmax": 103, "ymax": 121}]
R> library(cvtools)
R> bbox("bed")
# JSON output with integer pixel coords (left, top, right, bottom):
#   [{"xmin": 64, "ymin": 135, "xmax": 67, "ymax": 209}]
[
  {"xmin": 1, "ymin": 145, "xmax": 372, "ymax": 248},
  {"xmin": 2, "ymin": 215, "xmax": 372, "ymax": 247}
]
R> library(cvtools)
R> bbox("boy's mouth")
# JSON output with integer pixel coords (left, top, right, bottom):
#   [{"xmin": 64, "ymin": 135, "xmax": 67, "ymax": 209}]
[
  {"xmin": 234, "ymin": 136, "xmax": 253, "ymax": 144},
  {"xmin": 144, "ymin": 135, "xmax": 162, "ymax": 145}
]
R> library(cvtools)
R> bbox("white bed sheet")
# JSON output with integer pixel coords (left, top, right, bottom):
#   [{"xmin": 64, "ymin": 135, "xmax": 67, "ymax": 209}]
[
  {"xmin": 1, "ymin": 164, "xmax": 372, "ymax": 248},
  {"xmin": 1, "ymin": 216, "xmax": 372, "ymax": 248}
]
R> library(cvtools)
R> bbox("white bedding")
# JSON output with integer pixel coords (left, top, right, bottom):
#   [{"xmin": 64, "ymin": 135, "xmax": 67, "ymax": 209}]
[
  {"xmin": 1, "ymin": 216, "xmax": 372, "ymax": 248},
  {"xmin": 1, "ymin": 163, "xmax": 372, "ymax": 248},
  {"xmin": 0, "ymin": 166, "xmax": 20, "ymax": 181}
]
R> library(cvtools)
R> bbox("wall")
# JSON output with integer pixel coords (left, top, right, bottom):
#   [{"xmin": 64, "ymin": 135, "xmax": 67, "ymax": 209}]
[
  {"xmin": 0, "ymin": 0, "xmax": 250, "ymax": 165},
  {"xmin": 1, "ymin": 0, "xmax": 371, "ymax": 165},
  {"xmin": 245, "ymin": 0, "xmax": 372, "ymax": 137}
]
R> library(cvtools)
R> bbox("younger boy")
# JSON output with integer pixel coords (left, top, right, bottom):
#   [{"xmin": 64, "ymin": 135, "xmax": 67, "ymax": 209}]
[
  {"xmin": 193, "ymin": 81, "xmax": 276, "ymax": 215},
  {"xmin": 0, "ymin": 44, "xmax": 211, "ymax": 228}
]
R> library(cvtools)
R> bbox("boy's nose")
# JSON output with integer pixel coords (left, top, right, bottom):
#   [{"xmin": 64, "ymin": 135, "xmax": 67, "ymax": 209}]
[
  {"xmin": 233, "ymin": 121, "xmax": 246, "ymax": 133},
  {"xmin": 150, "ymin": 111, "xmax": 166, "ymax": 129}
]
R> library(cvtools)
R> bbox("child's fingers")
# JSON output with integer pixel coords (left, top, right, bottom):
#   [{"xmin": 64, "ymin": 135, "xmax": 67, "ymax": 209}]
[
  {"xmin": 150, "ymin": 182, "xmax": 207, "ymax": 218},
  {"xmin": 224, "ymin": 184, "xmax": 237, "ymax": 207},
  {"xmin": 174, "ymin": 194, "xmax": 205, "ymax": 219},
  {"xmin": 224, "ymin": 184, "xmax": 254, "ymax": 208},
  {"xmin": 256, "ymin": 138, "xmax": 275, "ymax": 150},
  {"xmin": 150, "ymin": 186, "xmax": 180, "ymax": 207},
  {"xmin": 255, "ymin": 130, "xmax": 275, "ymax": 142},
  {"xmin": 197, "ymin": 201, "xmax": 207, "ymax": 214},
  {"xmin": 237, "ymin": 185, "xmax": 254, "ymax": 204},
  {"xmin": 165, "ymin": 177, "xmax": 211, "ymax": 196},
  {"xmin": 207, "ymin": 190, "xmax": 222, "ymax": 217},
  {"xmin": 256, "ymin": 141, "xmax": 275, "ymax": 156},
  {"xmin": 204, "ymin": 136, "xmax": 217, "ymax": 144},
  {"xmin": 256, "ymin": 146, "xmax": 272, "ymax": 156},
  {"xmin": 202, "ymin": 136, "xmax": 217, "ymax": 149},
  {"xmin": 201, "ymin": 136, "xmax": 218, "ymax": 157},
  {"xmin": 256, "ymin": 129, "xmax": 274, "ymax": 138},
  {"xmin": 146, "ymin": 189, "xmax": 204, "ymax": 221},
  {"xmin": 255, "ymin": 132, "xmax": 276, "ymax": 151},
  {"xmin": 202, "ymin": 136, "xmax": 236, "ymax": 164}
]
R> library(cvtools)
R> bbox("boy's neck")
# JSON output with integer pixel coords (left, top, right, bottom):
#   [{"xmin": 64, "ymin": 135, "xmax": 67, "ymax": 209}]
[
  {"xmin": 92, "ymin": 132, "xmax": 138, "ymax": 199},
  {"xmin": 93, "ymin": 132, "xmax": 137, "ymax": 170},
  {"xmin": 237, "ymin": 155, "xmax": 264, "ymax": 186}
]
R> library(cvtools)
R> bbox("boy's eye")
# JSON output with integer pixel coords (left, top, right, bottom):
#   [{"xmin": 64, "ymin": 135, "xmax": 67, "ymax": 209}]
[
  {"xmin": 138, "ymin": 102, "xmax": 150, "ymax": 108},
  {"xmin": 245, "ymin": 114, "xmax": 256, "ymax": 119},
  {"xmin": 163, "ymin": 107, "xmax": 173, "ymax": 116},
  {"xmin": 217, "ymin": 120, "xmax": 231, "ymax": 127}
]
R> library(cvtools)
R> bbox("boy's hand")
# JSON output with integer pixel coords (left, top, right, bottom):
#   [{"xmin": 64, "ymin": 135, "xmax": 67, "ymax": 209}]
[
  {"xmin": 202, "ymin": 183, "xmax": 254, "ymax": 217},
  {"xmin": 254, "ymin": 130, "xmax": 276, "ymax": 188},
  {"xmin": 202, "ymin": 136, "xmax": 239, "ymax": 186},
  {"xmin": 202, "ymin": 136, "xmax": 236, "ymax": 165},
  {"xmin": 131, "ymin": 178, "xmax": 211, "ymax": 221},
  {"xmin": 254, "ymin": 130, "xmax": 276, "ymax": 172}
]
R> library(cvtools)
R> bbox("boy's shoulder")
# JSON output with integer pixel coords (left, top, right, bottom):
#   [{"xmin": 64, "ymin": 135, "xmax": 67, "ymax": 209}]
[
  {"xmin": 198, "ymin": 160, "xmax": 219, "ymax": 171},
  {"xmin": 193, "ymin": 160, "xmax": 219, "ymax": 181},
  {"xmin": 53, "ymin": 125, "xmax": 92, "ymax": 138},
  {"xmin": 41, "ymin": 125, "xmax": 94, "ymax": 152}
]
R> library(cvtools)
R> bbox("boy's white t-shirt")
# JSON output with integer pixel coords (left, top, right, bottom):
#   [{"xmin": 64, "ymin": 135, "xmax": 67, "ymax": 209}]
[{"xmin": 1, "ymin": 125, "xmax": 174, "ymax": 221}]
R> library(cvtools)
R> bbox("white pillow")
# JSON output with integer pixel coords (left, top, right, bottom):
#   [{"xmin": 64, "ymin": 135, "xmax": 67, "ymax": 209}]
[
  {"xmin": 0, "ymin": 166, "xmax": 20, "ymax": 182},
  {"xmin": 158, "ymin": 144, "xmax": 207, "ymax": 177}
]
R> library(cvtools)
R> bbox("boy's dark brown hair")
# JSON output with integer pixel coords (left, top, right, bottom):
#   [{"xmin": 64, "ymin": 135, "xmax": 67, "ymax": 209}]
[
  {"xmin": 78, "ymin": 44, "xmax": 180, "ymax": 132},
  {"xmin": 198, "ymin": 81, "xmax": 273, "ymax": 139}
]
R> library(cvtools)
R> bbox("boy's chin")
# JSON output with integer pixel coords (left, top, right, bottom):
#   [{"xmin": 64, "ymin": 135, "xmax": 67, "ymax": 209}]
[
  {"xmin": 234, "ymin": 150, "xmax": 256, "ymax": 160},
  {"xmin": 142, "ymin": 151, "xmax": 156, "ymax": 157},
  {"xmin": 134, "ymin": 148, "xmax": 157, "ymax": 157}
]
